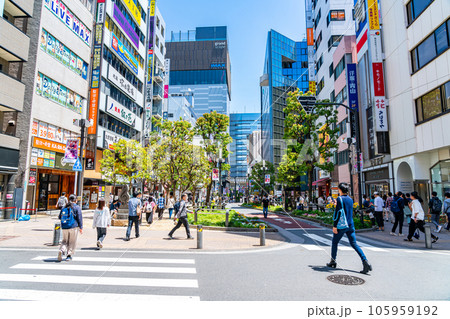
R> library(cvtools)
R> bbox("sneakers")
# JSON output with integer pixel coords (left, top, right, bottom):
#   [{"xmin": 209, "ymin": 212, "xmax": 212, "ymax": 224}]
[
  {"xmin": 124, "ymin": 237, "xmax": 130, "ymax": 241},
  {"xmin": 437, "ymin": 225, "xmax": 442, "ymax": 233},
  {"xmin": 66, "ymin": 255, "xmax": 72, "ymax": 261},
  {"xmin": 432, "ymin": 237, "xmax": 439, "ymax": 243},
  {"xmin": 398, "ymin": 233, "xmax": 404, "ymax": 236},
  {"xmin": 187, "ymin": 236, "xmax": 194, "ymax": 240},
  {"xmin": 390, "ymin": 232, "xmax": 397, "ymax": 236},
  {"xmin": 404, "ymin": 238, "xmax": 413, "ymax": 242},
  {"xmin": 57, "ymin": 251, "xmax": 63, "ymax": 262},
  {"xmin": 97, "ymin": 240, "xmax": 103, "ymax": 249},
  {"xmin": 168, "ymin": 234, "xmax": 174, "ymax": 239}
]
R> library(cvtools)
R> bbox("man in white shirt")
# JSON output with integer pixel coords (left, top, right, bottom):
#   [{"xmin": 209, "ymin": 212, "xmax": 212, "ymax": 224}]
[
  {"xmin": 373, "ymin": 192, "xmax": 385, "ymax": 231},
  {"xmin": 405, "ymin": 191, "xmax": 438, "ymax": 243}
]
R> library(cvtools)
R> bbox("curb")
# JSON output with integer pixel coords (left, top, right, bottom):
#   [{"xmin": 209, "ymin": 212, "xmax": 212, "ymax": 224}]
[{"xmin": 190, "ymin": 225, "xmax": 278, "ymax": 232}]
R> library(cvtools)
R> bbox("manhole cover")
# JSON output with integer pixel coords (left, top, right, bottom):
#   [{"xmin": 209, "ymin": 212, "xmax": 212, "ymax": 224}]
[{"xmin": 327, "ymin": 275, "xmax": 365, "ymax": 285}]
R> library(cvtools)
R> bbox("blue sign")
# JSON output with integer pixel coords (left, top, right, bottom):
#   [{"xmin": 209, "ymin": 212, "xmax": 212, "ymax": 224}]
[
  {"xmin": 163, "ymin": 111, "xmax": 168, "ymax": 120},
  {"xmin": 346, "ymin": 63, "xmax": 359, "ymax": 111},
  {"xmin": 210, "ymin": 63, "xmax": 226, "ymax": 69},
  {"xmin": 73, "ymin": 158, "xmax": 82, "ymax": 172}
]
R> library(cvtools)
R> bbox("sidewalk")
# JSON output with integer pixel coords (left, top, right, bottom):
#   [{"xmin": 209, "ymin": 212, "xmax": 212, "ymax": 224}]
[
  {"xmin": 358, "ymin": 219, "xmax": 450, "ymax": 251},
  {"xmin": 0, "ymin": 211, "xmax": 286, "ymax": 251}
]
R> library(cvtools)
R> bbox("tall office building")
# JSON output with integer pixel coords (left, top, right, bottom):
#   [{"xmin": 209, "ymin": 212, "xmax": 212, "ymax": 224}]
[
  {"xmin": 260, "ymin": 30, "xmax": 309, "ymax": 167},
  {"xmin": 229, "ymin": 113, "xmax": 260, "ymax": 180},
  {"xmin": 0, "ymin": 0, "xmax": 34, "ymax": 217},
  {"xmin": 165, "ymin": 26, "xmax": 231, "ymax": 118}
]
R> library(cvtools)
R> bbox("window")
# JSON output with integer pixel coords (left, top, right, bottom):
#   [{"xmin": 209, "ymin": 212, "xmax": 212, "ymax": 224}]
[
  {"xmin": 334, "ymin": 56, "xmax": 345, "ymax": 80},
  {"xmin": 335, "ymin": 86, "xmax": 347, "ymax": 104},
  {"xmin": 406, "ymin": 0, "xmax": 434, "ymax": 25},
  {"xmin": 328, "ymin": 35, "xmax": 342, "ymax": 51},
  {"xmin": 338, "ymin": 150, "xmax": 349, "ymax": 165},
  {"xmin": 316, "ymin": 54, "xmax": 323, "ymax": 71},
  {"xmin": 314, "ymin": 9, "xmax": 321, "ymax": 29},
  {"xmin": 416, "ymin": 80, "xmax": 450, "ymax": 123},
  {"xmin": 327, "ymin": 9, "xmax": 346, "ymax": 26},
  {"xmin": 329, "ymin": 62, "xmax": 334, "ymax": 77},
  {"xmin": 317, "ymin": 77, "xmax": 325, "ymax": 95},
  {"xmin": 411, "ymin": 19, "xmax": 449, "ymax": 72},
  {"xmin": 338, "ymin": 119, "xmax": 347, "ymax": 136},
  {"xmin": 315, "ymin": 31, "xmax": 322, "ymax": 50},
  {"xmin": 330, "ymin": 90, "xmax": 335, "ymax": 103}
]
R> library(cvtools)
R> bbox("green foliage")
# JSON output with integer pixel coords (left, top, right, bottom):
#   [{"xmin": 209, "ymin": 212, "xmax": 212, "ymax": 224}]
[
  {"xmin": 187, "ymin": 210, "xmax": 266, "ymax": 228},
  {"xmin": 249, "ymin": 161, "xmax": 276, "ymax": 196}
]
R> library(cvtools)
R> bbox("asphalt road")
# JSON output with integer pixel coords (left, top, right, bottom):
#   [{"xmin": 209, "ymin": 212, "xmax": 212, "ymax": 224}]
[{"xmin": 1, "ymin": 224, "xmax": 450, "ymax": 301}]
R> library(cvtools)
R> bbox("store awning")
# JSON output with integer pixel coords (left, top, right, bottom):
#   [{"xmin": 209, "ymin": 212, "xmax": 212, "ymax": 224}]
[{"xmin": 312, "ymin": 177, "xmax": 330, "ymax": 186}]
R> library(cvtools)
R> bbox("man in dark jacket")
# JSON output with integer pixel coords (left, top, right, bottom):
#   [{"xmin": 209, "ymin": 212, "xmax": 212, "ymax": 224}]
[
  {"xmin": 390, "ymin": 191, "xmax": 405, "ymax": 236},
  {"xmin": 428, "ymin": 192, "xmax": 443, "ymax": 233},
  {"xmin": 58, "ymin": 194, "xmax": 83, "ymax": 261}
]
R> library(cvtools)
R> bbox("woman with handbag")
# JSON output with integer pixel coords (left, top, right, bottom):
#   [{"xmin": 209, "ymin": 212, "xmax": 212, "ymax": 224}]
[{"xmin": 327, "ymin": 183, "xmax": 372, "ymax": 274}]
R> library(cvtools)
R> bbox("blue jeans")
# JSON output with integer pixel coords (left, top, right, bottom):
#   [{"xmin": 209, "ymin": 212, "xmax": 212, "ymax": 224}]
[
  {"xmin": 331, "ymin": 227, "xmax": 367, "ymax": 262},
  {"xmin": 263, "ymin": 207, "xmax": 269, "ymax": 218},
  {"xmin": 168, "ymin": 208, "xmax": 174, "ymax": 219},
  {"xmin": 431, "ymin": 214, "xmax": 440, "ymax": 229},
  {"xmin": 126, "ymin": 216, "xmax": 140, "ymax": 239}
]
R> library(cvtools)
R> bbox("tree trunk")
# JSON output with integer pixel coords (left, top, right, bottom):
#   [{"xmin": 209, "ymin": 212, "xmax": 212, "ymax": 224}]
[
  {"xmin": 205, "ymin": 176, "xmax": 212, "ymax": 206},
  {"xmin": 308, "ymin": 166, "xmax": 314, "ymax": 212}
]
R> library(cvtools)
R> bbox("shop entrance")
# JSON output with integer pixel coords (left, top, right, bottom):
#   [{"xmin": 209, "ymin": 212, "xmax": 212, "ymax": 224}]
[{"xmin": 37, "ymin": 173, "xmax": 60, "ymax": 211}]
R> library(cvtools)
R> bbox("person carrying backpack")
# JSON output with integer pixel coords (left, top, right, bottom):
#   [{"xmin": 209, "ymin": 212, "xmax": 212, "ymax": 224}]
[
  {"xmin": 428, "ymin": 192, "xmax": 443, "ymax": 233},
  {"xmin": 390, "ymin": 191, "xmax": 405, "ymax": 236},
  {"xmin": 58, "ymin": 194, "xmax": 83, "ymax": 261},
  {"xmin": 443, "ymin": 192, "xmax": 450, "ymax": 231},
  {"xmin": 56, "ymin": 192, "xmax": 68, "ymax": 210},
  {"xmin": 168, "ymin": 194, "xmax": 193, "ymax": 239}
]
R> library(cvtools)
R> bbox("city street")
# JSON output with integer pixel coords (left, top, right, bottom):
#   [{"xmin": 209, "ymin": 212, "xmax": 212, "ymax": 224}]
[{"xmin": 1, "ymin": 205, "xmax": 449, "ymax": 301}]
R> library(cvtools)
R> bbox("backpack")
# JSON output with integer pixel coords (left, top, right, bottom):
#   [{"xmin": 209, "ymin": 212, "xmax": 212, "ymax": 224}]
[
  {"xmin": 390, "ymin": 198, "xmax": 401, "ymax": 213},
  {"xmin": 60, "ymin": 206, "xmax": 76, "ymax": 229},
  {"xmin": 173, "ymin": 201, "xmax": 181, "ymax": 215},
  {"xmin": 431, "ymin": 197, "xmax": 442, "ymax": 213},
  {"xmin": 57, "ymin": 197, "xmax": 66, "ymax": 209}
]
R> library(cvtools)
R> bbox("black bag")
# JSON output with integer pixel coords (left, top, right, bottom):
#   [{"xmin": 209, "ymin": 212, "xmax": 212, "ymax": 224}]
[{"xmin": 431, "ymin": 198, "xmax": 442, "ymax": 213}]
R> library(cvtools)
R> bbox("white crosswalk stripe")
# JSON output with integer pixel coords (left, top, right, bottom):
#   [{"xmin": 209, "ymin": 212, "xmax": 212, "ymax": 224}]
[
  {"xmin": 300, "ymin": 233, "xmax": 388, "ymax": 252},
  {"xmin": 0, "ymin": 254, "xmax": 200, "ymax": 301}
]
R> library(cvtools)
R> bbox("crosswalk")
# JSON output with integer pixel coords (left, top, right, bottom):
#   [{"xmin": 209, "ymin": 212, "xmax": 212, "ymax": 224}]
[
  {"xmin": 0, "ymin": 254, "xmax": 201, "ymax": 301},
  {"xmin": 298, "ymin": 232, "xmax": 389, "ymax": 252}
]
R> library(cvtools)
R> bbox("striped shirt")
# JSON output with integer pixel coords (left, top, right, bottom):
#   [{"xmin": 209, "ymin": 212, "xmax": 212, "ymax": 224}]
[{"xmin": 157, "ymin": 197, "xmax": 165, "ymax": 209}]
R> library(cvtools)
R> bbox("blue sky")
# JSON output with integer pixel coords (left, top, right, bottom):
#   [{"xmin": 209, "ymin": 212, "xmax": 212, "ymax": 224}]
[{"xmin": 158, "ymin": 0, "xmax": 306, "ymax": 114}]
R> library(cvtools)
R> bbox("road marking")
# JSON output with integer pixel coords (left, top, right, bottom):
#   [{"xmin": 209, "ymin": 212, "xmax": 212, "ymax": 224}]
[
  {"xmin": 323, "ymin": 233, "xmax": 388, "ymax": 251},
  {"xmin": 0, "ymin": 274, "xmax": 198, "ymax": 288},
  {"xmin": 0, "ymin": 289, "xmax": 200, "ymax": 301},
  {"xmin": 32, "ymin": 256, "xmax": 195, "ymax": 264},
  {"xmin": 300, "ymin": 244, "xmax": 324, "ymax": 251},
  {"xmin": 11, "ymin": 263, "xmax": 197, "ymax": 274}
]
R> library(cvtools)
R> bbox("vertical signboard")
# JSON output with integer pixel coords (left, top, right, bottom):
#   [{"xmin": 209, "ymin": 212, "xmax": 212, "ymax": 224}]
[
  {"xmin": 346, "ymin": 64, "xmax": 359, "ymax": 110},
  {"xmin": 86, "ymin": 0, "xmax": 105, "ymax": 169},
  {"xmin": 367, "ymin": 0, "xmax": 380, "ymax": 30},
  {"xmin": 145, "ymin": 0, "xmax": 156, "ymax": 138}
]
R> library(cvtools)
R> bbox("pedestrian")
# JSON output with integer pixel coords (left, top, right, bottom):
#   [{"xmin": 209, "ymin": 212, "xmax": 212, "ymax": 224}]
[
  {"xmin": 125, "ymin": 191, "xmax": 142, "ymax": 241},
  {"xmin": 443, "ymin": 192, "xmax": 450, "ymax": 231},
  {"xmin": 390, "ymin": 191, "xmax": 405, "ymax": 236},
  {"xmin": 58, "ymin": 194, "xmax": 83, "ymax": 261},
  {"xmin": 262, "ymin": 195, "xmax": 270, "ymax": 218},
  {"xmin": 385, "ymin": 192, "xmax": 394, "ymax": 222},
  {"xmin": 373, "ymin": 192, "xmax": 385, "ymax": 231},
  {"xmin": 168, "ymin": 194, "xmax": 193, "ymax": 239},
  {"xmin": 403, "ymin": 193, "xmax": 413, "ymax": 224},
  {"xmin": 56, "ymin": 192, "xmax": 68, "ymax": 210},
  {"xmin": 318, "ymin": 195, "xmax": 325, "ymax": 213},
  {"xmin": 157, "ymin": 193, "xmax": 165, "ymax": 220},
  {"xmin": 404, "ymin": 191, "xmax": 438, "ymax": 243},
  {"xmin": 167, "ymin": 192, "xmax": 175, "ymax": 219},
  {"xmin": 92, "ymin": 198, "xmax": 111, "ymax": 249},
  {"xmin": 109, "ymin": 197, "xmax": 120, "ymax": 217},
  {"xmin": 363, "ymin": 195, "xmax": 376, "ymax": 227},
  {"xmin": 327, "ymin": 183, "xmax": 372, "ymax": 274},
  {"xmin": 428, "ymin": 191, "xmax": 443, "ymax": 233}
]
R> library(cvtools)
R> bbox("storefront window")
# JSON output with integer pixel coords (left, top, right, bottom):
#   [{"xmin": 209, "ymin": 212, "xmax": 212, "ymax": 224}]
[{"xmin": 431, "ymin": 160, "xmax": 450, "ymax": 199}]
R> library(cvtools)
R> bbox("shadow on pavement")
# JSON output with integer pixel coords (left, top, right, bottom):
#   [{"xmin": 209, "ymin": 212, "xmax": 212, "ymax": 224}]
[{"xmin": 309, "ymin": 265, "xmax": 362, "ymax": 275}]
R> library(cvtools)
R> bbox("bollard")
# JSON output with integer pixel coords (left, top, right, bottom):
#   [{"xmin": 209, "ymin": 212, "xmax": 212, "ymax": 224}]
[
  {"xmin": 424, "ymin": 224, "xmax": 432, "ymax": 249},
  {"xmin": 197, "ymin": 225, "xmax": 203, "ymax": 249},
  {"xmin": 53, "ymin": 222, "xmax": 62, "ymax": 246},
  {"xmin": 225, "ymin": 209, "xmax": 229, "ymax": 227},
  {"xmin": 194, "ymin": 210, "xmax": 198, "ymax": 223},
  {"xmin": 259, "ymin": 224, "xmax": 266, "ymax": 246}
]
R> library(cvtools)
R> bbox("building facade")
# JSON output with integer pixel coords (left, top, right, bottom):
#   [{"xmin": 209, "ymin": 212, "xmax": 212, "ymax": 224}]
[
  {"xmin": 229, "ymin": 113, "xmax": 260, "ymax": 180},
  {"xmin": 381, "ymin": 0, "xmax": 450, "ymax": 204},
  {"xmin": 260, "ymin": 30, "xmax": 309, "ymax": 166},
  {"xmin": 0, "ymin": 0, "xmax": 35, "ymax": 216},
  {"xmin": 167, "ymin": 91, "xmax": 197, "ymax": 127},
  {"xmin": 165, "ymin": 26, "xmax": 231, "ymax": 118}
]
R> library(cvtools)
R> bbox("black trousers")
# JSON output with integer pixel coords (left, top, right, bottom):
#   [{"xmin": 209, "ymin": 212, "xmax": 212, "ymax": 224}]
[
  {"xmin": 407, "ymin": 219, "xmax": 437, "ymax": 240},
  {"xmin": 146, "ymin": 211, "xmax": 153, "ymax": 224},
  {"xmin": 374, "ymin": 211, "xmax": 384, "ymax": 228},
  {"xmin": 157, "ymin": 207, "xmax": 164, "ymax": 219},
  {"xmin": 169, "ymin": 216, "xmax": 191, "ymax": 237},
  {"xmin": 391, "ymin": 211, "xmax": 404, "ymax": 234},
  {"xmin": 126, "ymin": 216, "xmax": 140, "ymax": 238}
]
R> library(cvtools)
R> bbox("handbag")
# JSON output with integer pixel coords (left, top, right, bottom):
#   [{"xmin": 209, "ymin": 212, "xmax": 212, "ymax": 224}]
[{"xmin": 334, "ymin": 196, "xmax": 349, "ymax": 229}]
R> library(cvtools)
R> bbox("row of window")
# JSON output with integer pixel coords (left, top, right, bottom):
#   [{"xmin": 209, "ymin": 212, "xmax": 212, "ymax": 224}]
[
  {"xmin": 338, "ymin": 119, "xmax": 347, "ymax": 136},
  {"xmin": 111, "ymin": 0, "xmax": 145, "ymax": 44},
  {"xmin": 105, "ymin": 15, "xmax": 144, "ymax": 69},
  {"xmin": 411, "ymin": 19, "xmax": 449, "ymax": 73},
  {"xmin": 103, "ymin": 47, "xmax": 143, "ymax": 92},
  {"xmin": 40, "ymin": 29, "xmax": 88, "ymax": 80},
  {"xmin": 337, "ymin": 150, "xmax": 349, "ymax": 166},
  {"xmin": 416, "ymin": 80, "xmax": 450, "ymax": 123},
  {"xmin": 99, "ymin": 112, "xmax": 140, "ymax": 140},
  {"xmin": 406, "ymin": 0, "xmax": 434, "ymax": 26},
  {"xmin": 326, "ymin": 10, "xmax": 345, "ymax": 27},
  {"xmin": 315, "ymin": 31, "xmax": 322, "ymax": 50},
  {"xmin": 101, "ymin": 79, "xmax": 143, "ymax": 117},
  {"xmin": 335, "ymin": 86, "xmax": 347, "ymax": 104},
  {"xmin": 334, "ymin": 56, "xmax": 345, "ymax": 80},
  {"xmin": 170, "ymin": 70, "xmax": 227, "ymax": 86}
]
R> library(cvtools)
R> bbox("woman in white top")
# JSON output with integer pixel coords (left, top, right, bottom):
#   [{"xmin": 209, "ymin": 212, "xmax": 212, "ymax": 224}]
[
  {"xmin": 92, "ymin": 198, "xmax": 111, "ymax": 249},
  {"xmin": 404, "ymin": 192, "xmax": 438, "ymax": 243},
  {"xmin": 167, "ymin": 192, "xmax": 176, "ymax": 219}
]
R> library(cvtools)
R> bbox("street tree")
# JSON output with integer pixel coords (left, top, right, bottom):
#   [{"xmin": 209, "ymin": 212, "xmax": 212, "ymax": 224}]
[
  {"xmin": 249, "ymin": 161, "xmax": 276, "ymax": 197},
  {"xmin": 195, "ymin": 111, "xmax": 232, "ymax": 204},
  {"xmin": 278, "ymin": 89, "xmax": 339, "ymax": 200}
]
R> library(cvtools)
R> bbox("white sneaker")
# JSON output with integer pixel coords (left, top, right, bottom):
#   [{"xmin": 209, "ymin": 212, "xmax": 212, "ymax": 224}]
[
  {"xmin": 398, "ymin": 233, "xmax": 404, "ymax": 236},
  {"xmin": 57, "ymin": 251, "xmax": 62, "ymax": 262},
  {"xmin": 437, "ymin": 225, "xmax": 442, "ymax": 233},
  {"xmin": 97, "ymin": 240, "xmax": 103, "ymax": 249},
  {"xmin": 390, "ymin": 232, "xmax": 397, "ymax": 236}
]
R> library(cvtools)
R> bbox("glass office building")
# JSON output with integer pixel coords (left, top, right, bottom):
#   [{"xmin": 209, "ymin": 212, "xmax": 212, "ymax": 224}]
[
  {"xmin": 230, "ymin": 113, "xmax": 261, "ymax": 178},
  {"xmin": 166, "ymin": 26, "xmax": 231, "ymax": 117},
  {"xmin": 260, "ymin": 30, "xmax": 309, "ymax": 166}
]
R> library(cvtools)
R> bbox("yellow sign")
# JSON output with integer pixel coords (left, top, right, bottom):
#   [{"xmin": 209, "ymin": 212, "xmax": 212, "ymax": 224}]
[
  {"xmin": 367, "ymin": 0, "xmax": 380, "ymax": 30},
  {"xmin": 123, "ymin": 0, "xmax": 141, "ymax": 26},
  {"xmin": 309, "ymin": 81, "xmax": 316, "ymax": 94},
  {"xmin": 150, "ymin": 0, "xmax": 156, "ymax": 17}
]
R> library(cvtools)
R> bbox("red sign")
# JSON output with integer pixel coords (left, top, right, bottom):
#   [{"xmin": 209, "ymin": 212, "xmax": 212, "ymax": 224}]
[
  {"xmin": 164, "ymin": 85, "xmax": 169, "ymax": 98},
  {"xmin": 372, "ymin": 62, "xmax": 385, "ymax": 96}
]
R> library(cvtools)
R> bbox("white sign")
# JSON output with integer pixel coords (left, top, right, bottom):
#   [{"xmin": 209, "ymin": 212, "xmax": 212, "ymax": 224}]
[
  {"xmin": 374, "ymin": 96, "xmax": 388, "ymax": 132},
  {"xmin": 96, "ymin": 2, "xmax": 105, "ymax": 23},
  {"xmin": 369, "ymin": 30, "xmax": 383, "ymax": 63},
  {"xmin": 103, "ymin": 130, "xmax": 121, "ymax": 150},
  {"xmin": 106, "ymin": 96, "xmax": 136, "ymax": 126},
  {"xmin": 108, "ymin": 65, "xmax": 137, "ymax": 101}
]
